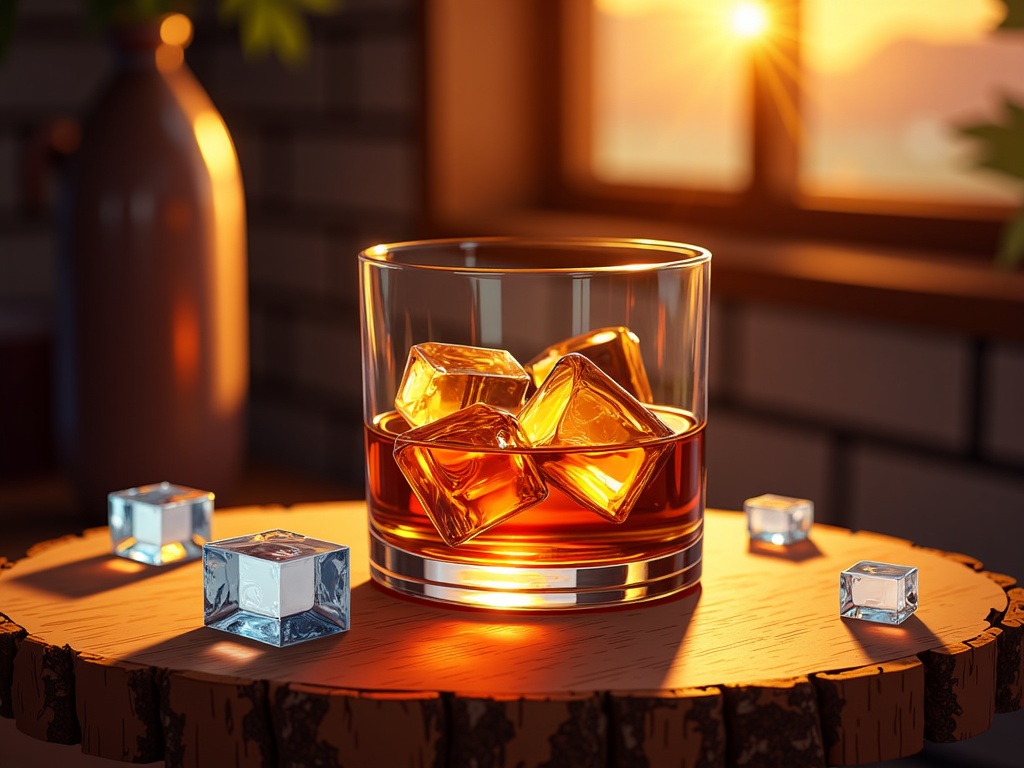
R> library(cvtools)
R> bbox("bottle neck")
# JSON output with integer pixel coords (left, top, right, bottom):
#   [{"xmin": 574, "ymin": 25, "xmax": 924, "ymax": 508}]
[{"xmin": 111, "ymin": 19, "xmax": 188, "ymax": 73}]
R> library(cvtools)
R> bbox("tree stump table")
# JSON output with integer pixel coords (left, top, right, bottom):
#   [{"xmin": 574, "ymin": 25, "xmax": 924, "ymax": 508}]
[{"xmin": 1, "ymin": 502, "xmax": 1020, "ymax": 767}]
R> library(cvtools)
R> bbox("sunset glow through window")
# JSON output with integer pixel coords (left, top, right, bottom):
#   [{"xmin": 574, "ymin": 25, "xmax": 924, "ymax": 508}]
[
  {"xmin": 730, "ymin": 2, "xmax": 768, "ymax": 39},
  {"xmin": 591, "ymin": 0, "xmax": 1023, "ymax": 204}
]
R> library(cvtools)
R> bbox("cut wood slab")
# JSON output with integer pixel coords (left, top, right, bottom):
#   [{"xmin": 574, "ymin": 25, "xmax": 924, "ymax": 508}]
[
  {"xmin": 448, "ymin": 691, "xmax": 606, "ymax": 768},
  {"xmin": 0, "ymin": 503, "xmax": 1017, "ymax": 766},
  {"xmin": 812, "ymin": 656, "xmax": 924, "ymax": 765},
  {"xmin": 919, "ymin": 628, "xmax": 1000, "ymax": 743},
  {"xmin": 160, "ymin": 670, "xmax": 274, "ymax": 768},
  {"xmin": 75, "ymin": 653, "xmax": 161, "ymax": 763},
  {"xmin": 722, "ymin": 677, "xmax": 825, "ymax": 768},
  {"xmin": 269, "ymin": 683, "xmax": 445, "ymax": 768},
  {"xmin": 995, "ymin": 585, "xmax": 1024, "ymax": 713},
  {"xmin": 608, "ymin": 687, "xmax": 726, "ymax": 768},
  {"xmin": 11, "ymin": 634, "xmax": 80, "ymax": 744},
  {"xmin": 0, "ymin": 612, "xmax": 27, "ymax": 718}
]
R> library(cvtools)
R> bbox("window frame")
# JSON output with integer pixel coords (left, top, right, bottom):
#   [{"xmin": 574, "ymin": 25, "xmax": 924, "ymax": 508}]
[
  {"xmin": 554, "ymin": 0, "xmax": 1010, "ymax": 258},
  {"xmin": 423, "ymin": 0, "xmax": 1024, "ymax": 345}
]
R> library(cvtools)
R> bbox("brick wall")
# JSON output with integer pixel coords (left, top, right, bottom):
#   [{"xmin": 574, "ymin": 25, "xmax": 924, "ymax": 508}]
[
  {"xmin": 0, "ymin": 1, "xmax": 106, "ymax": 308},
  {"xmin": 707, "ymin": 301, "xmax": 1024, "ymax": 579},
  {"xmin": 190, "ymin": 2, "xmax": 422, "ymax": 488}
]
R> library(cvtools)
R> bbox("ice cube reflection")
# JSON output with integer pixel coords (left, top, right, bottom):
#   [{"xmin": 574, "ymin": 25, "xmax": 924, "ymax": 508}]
[
  {"xmin": 518, "ymin": 354, "xmax": 673, "ymax": 523},
  {"xmin": 391, "ymin": 334, "xmax": 676, "ymax": 538},
  {"xmin": 526, "ymin": 326, "xmax": 654, "ymax": 402},
  {"xmin": 394, "ymin": 342, "xmax": 530, "ymax": 428},
  {"xmin": 394, "ymin": 403, "xmax": 548, "ymax": 546}
]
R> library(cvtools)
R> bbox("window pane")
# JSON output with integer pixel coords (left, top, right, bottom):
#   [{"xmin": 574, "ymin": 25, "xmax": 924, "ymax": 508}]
[
  {"xmin": 591, "ymin": 0, "xmax": 750, "ymax": 190},
  {"xmin": 803, "ymin": 0, "xmax": 1024, "ymax": 205}
]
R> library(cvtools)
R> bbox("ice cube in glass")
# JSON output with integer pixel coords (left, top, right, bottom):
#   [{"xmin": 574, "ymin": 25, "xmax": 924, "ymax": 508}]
[
  {"xmin": 203, "ymin": 529, "xmax": 350, "ymax": 647},
  {"xmin": 840, "ymin": 560, "xmax": 918, "ymax": 625},
  {"xmin": 108, "ymin": 481, "xmax": 213, "ymax": 565},
  {"xmin": 394, "ymin": 342, "xmax": 531, "ymax": 428},
  {"xmin": 394, "ymin": 402, "xmax": 548, "ymax": 546},
  {"xmin": 526, "ymin": 326, "xmax": 654, "ymax": 402},
  {"xmin": 744, "ymin": 493, "xmax": 813, "ymax": 545},
  {"xmin": 517, "ymin": 353, "xmax": 673, "ymax": 523}
]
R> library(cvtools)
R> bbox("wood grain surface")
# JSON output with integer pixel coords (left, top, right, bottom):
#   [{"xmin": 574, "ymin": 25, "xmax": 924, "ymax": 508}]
[{"xmin": 0, "ymin": 502, "xmax": 1018, "ymax": 767}]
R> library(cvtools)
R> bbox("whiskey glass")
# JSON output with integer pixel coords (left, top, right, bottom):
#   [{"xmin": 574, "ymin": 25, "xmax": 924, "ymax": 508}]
[{"xmin": 359, "ymin": 237, "xmax": 710, "ymax": 610}]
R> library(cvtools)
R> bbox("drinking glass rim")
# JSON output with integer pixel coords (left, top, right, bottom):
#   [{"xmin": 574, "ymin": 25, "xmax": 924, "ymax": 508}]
[{"xmin": 358, "ymin": 236, "xmax": 712, "ymax": 274}]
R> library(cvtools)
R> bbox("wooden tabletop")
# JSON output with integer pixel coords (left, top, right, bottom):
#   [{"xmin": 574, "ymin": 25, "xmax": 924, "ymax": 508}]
[{"xmin": 1, "ymin": 502, "xmax": 1021, "ymax": 767}]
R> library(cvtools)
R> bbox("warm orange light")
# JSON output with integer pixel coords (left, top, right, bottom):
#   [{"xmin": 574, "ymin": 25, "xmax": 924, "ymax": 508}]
[
  {"xmin": 453, "ymin": 567, "xmax": 570, "ymax": 609},
  {"xmin": 460, "ymin": 590, "xmax": 552, "ymax": 610},
  {"xmin": 205, "ymin": 641, "xmax": 264, "ymax": 663},
  {"xmin": 103, "ymin": 557, "xmax": 147, "ymax": 574},
  {"xmin": 172, "ymin": 299, "xmax": 200, "ymax": 392},
  {"xmin": 160, "ymin": 13, "xmax": 193, "ymax": 47},
  {"xmin": 192, "ymin": 109, "xmax": 248, "ymax": 418},
  {"xmin": 159, "ymin": 542, "xmax": 188, "ymax": 562},
  {"xmin": 731, "ymin": 1, "xmax": 769, "ymax": 39},
  {"xmin": 806, "ymin": 0, "xmax": 998, "ymax": 75},
  {"xmin": 156, "ymin": 44, "xmax": 185, "ymax": 73},
  {"xmin": 194, "ymin": 111, "xmax": 237, "ymax": 180}
]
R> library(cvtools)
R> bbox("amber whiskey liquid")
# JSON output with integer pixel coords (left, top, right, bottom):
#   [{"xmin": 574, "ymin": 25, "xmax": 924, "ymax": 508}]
[{"xmin": 364, "ymin": 405, "xmax": 704, "ymax": 608}]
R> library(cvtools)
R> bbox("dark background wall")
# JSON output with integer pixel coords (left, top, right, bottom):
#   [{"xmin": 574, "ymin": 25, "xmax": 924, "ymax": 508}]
[
  {"xmin": 1, "ymin": 0, "xmax": 1022, "ymax": 575},
  {"xmin": 0, "ymin": 0, "xmax": 424, "ymax": 491},
  {"xmin": 1, "ymin": 2, "xmax": 1023, "ymax": 764},
  {"xmin": 3, "ymin": 0, "xmax": 1023, "ymax": 558}
]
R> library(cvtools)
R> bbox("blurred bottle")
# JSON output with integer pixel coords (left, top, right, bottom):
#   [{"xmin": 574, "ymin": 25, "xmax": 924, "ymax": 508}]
[{"xmin": 56, "ymin": 14, "xmax": 248, "ymax": 522}]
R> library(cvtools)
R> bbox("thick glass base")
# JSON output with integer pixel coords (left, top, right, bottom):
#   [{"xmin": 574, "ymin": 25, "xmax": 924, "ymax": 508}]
[{"xmin": 368, "ymin": 530, "xmax": 703, "ymax": 611}]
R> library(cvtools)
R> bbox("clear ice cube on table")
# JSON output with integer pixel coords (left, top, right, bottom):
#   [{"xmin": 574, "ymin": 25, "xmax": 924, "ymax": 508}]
[
  {"xmin": 517, "ymin": 353, "xmax": 673, "ymax": 523},
  {"xmin": 394, "ymin": 402, "xmax": 548, "ymax": 546},
  {"xmin": 203, "ymin": 529, "xmax": 350, "ymax": 647},
  {"xmin": 394, "ymin": 342, "xmax": 531, "ymax": 428},
  {"xmin": 108, "ymin": 481, "xmax": 213, "ymax": 566},
  {"xmin": 526, "ymin": 326, "xmax": 654, "ymax": 402},
  {"xmin": 744, "ymin": 494, "xmax": 814, "ymax": 545},
  {"xmin": 840, "ymin": 560, "xmax": 918, "ymax": 625}
]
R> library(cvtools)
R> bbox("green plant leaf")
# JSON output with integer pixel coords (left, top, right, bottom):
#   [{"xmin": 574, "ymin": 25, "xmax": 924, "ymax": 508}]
[
  {"xmin": 959, "ymin": 98, "xmax": 1024, "ymax": 181},
  {"xmin": 296, "ymin": 0, "xmax": 341, "ymax": 12},
  {"xmin": 296, "ymin": 0, "xmax": 344, "ymax": 12},
  {"xmin": 238, "ymin": 1, "xmax": 274, "ymax": 56},
  {"xmin": 997, "ymin": 0, "xmax": 1024, "ymax": 30},
  {"xmin": 997, "ymin": 205, "xmax": 1024, "ymax": 270},
  {"xmin": 218, "ymin": 0, "xmax": 247, "ymax": 22},
  {"xmin": 220, "ymin": 0, "xmax": 332, "ymax": 66},
  {"xmin": 265, "ymin": 4, "xmax": 308, "ymax": 65}
]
